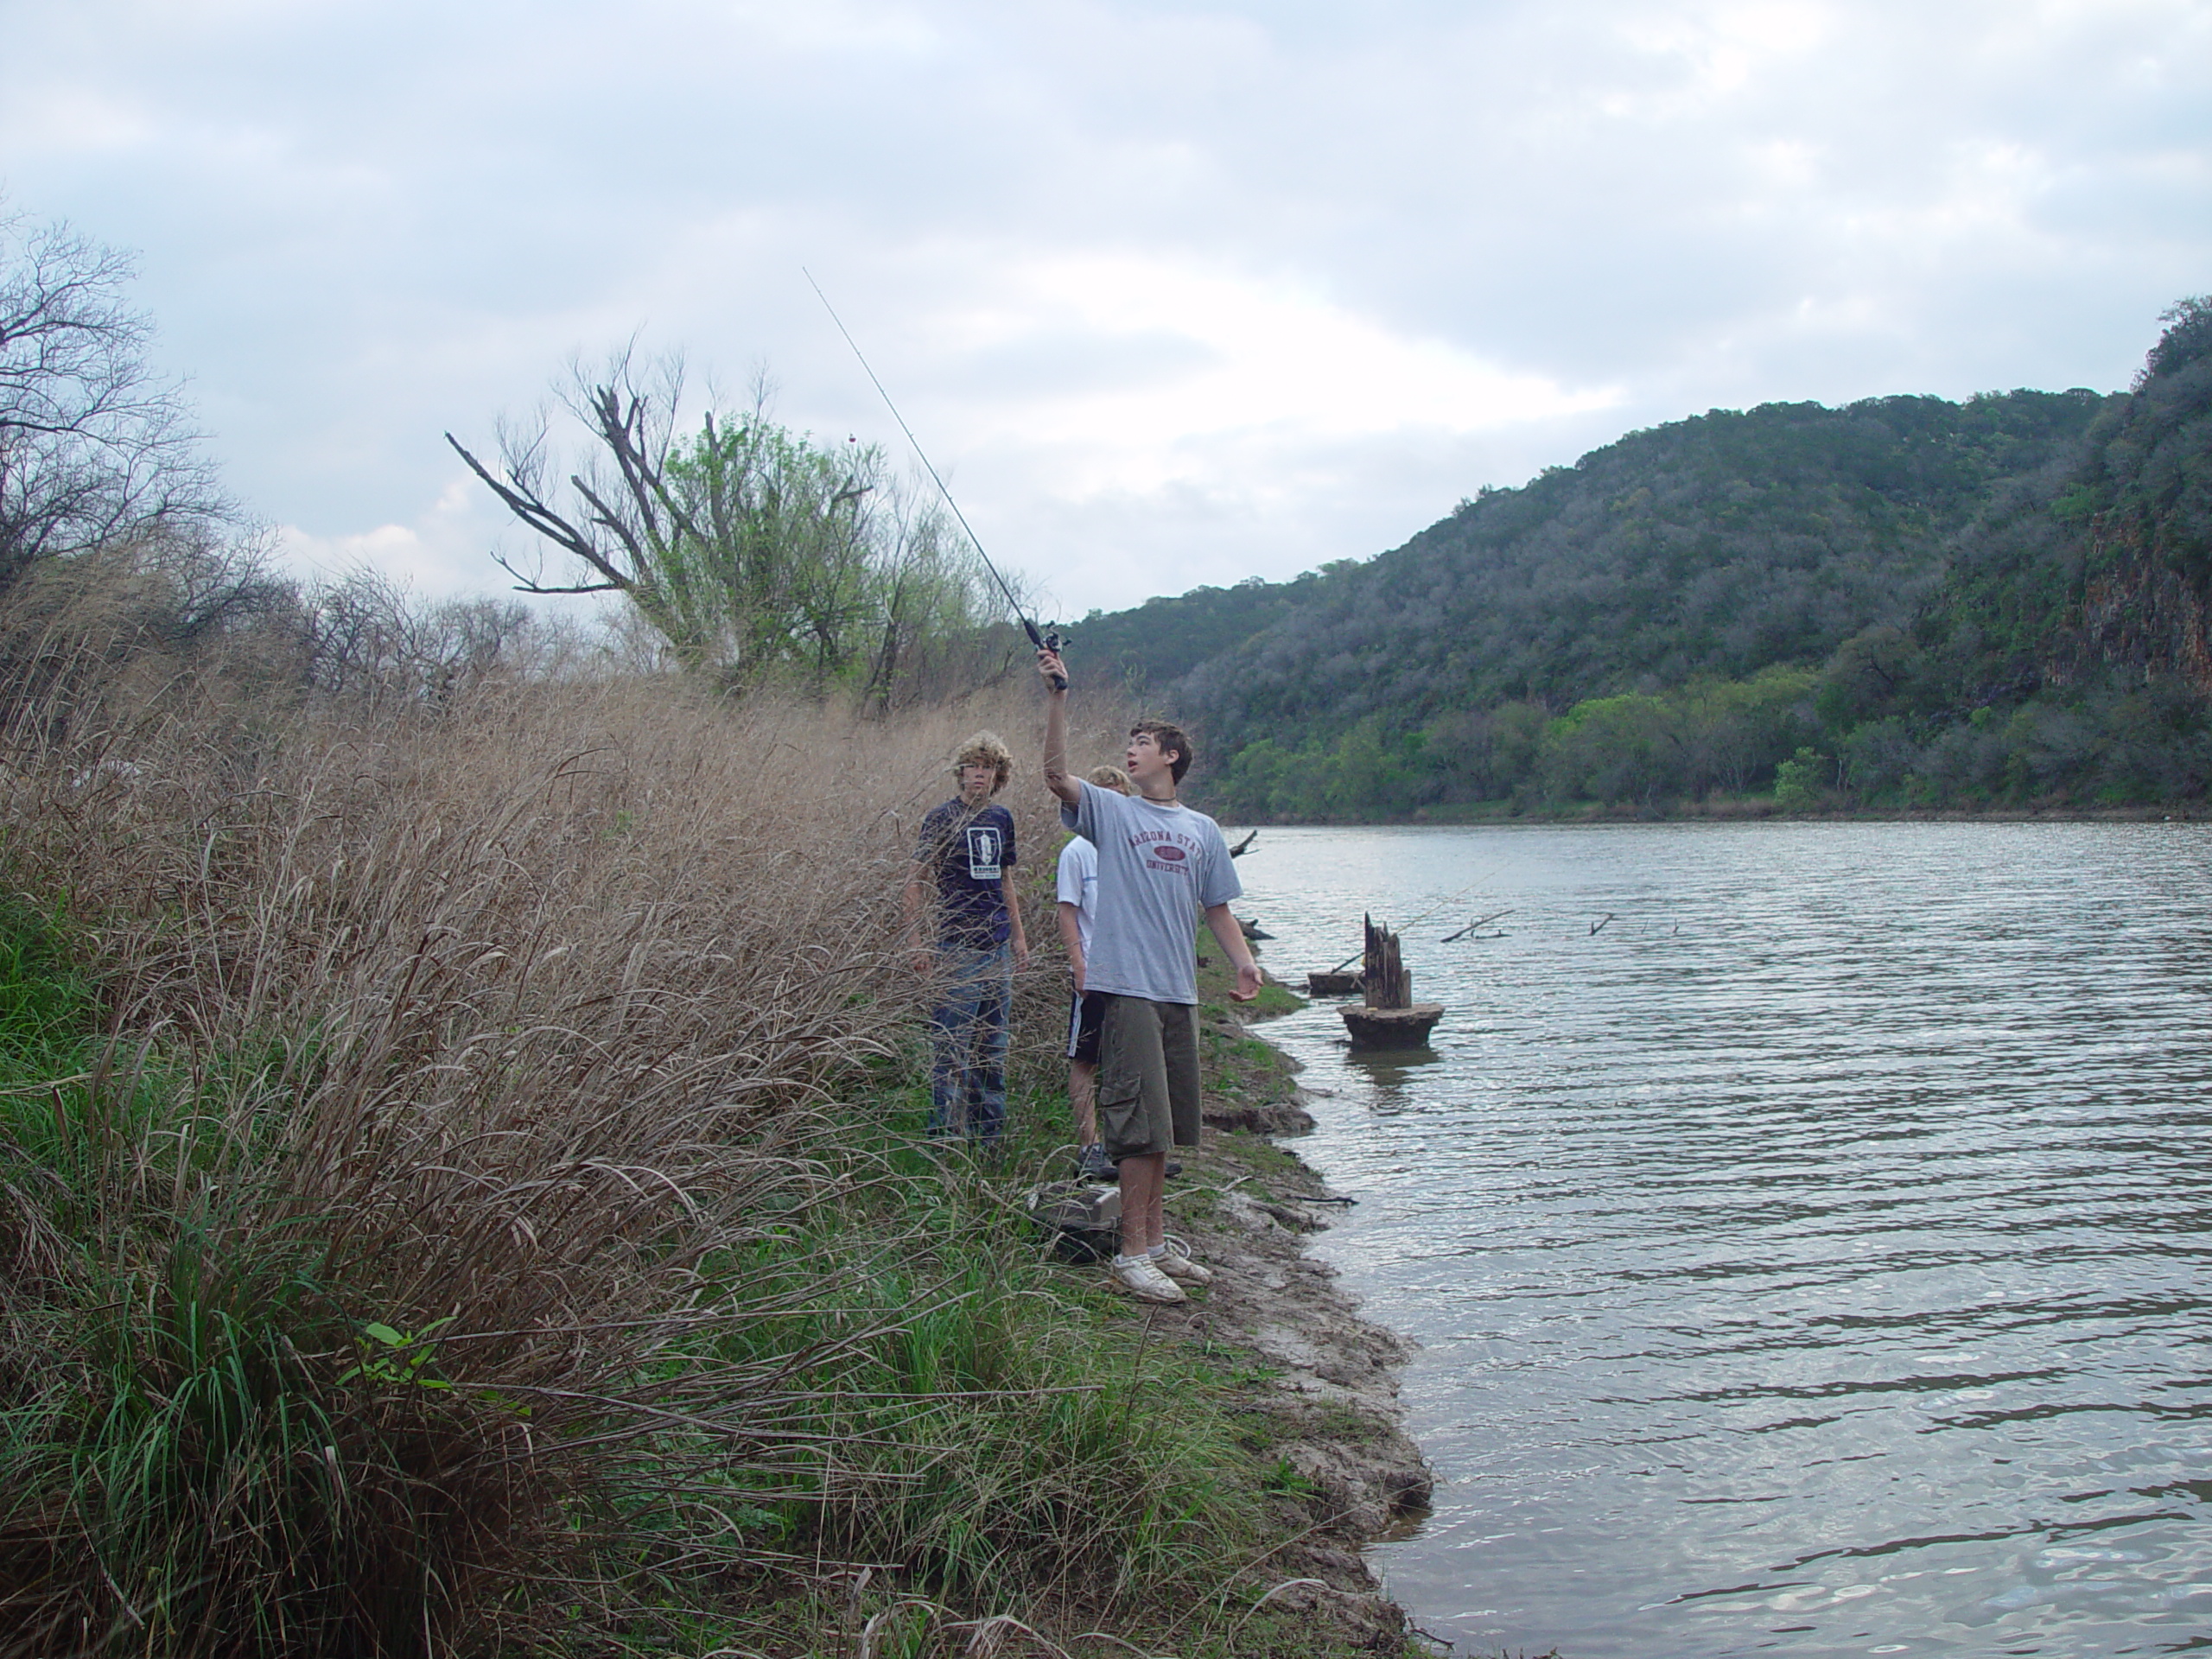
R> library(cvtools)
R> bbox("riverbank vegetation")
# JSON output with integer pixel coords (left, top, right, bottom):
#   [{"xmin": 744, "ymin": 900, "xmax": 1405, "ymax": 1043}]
[
  {"xmin": 1075, "ymin": 297, "xmax": 2212, "ymax": 821},
  {"xmin": 0, "ymin": 552, "xmax": 1423, "ymax": 1655}
]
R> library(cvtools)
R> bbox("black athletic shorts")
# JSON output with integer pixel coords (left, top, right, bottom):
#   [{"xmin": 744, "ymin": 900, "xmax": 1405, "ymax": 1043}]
[{"xmin": 1065, "ymin": 988, "xmax": 1108, "ymax": 1063}]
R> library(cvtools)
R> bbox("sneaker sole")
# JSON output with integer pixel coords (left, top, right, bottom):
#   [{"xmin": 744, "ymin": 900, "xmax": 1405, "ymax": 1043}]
[{"xmin": 1115, "ymin": 1282, "xmax": 1185, "ymax": 1304}]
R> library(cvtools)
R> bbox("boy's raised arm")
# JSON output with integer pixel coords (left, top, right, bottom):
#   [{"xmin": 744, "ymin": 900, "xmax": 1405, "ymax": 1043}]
[{"xmin": 1037, "ymin": 646, "xmax": 1081, "ymax": 807}]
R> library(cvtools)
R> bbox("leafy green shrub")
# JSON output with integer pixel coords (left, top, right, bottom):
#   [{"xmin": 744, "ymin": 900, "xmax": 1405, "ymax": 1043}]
[{"xmin": 1772, "ymin": 747, "xmax": 1830, "ymax": 810}]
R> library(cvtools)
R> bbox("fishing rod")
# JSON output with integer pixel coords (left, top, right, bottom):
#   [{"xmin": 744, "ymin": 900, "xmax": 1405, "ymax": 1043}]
[{"xmin": 803, "ymin": 269, "xmax": 1066, "ymax": 689}]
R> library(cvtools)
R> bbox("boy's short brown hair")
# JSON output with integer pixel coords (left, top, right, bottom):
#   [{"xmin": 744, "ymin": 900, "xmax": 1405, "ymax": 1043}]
[
  {"xmin": 954, "ymin": 731, "xmax": 1014, "ymax": 794},
  {"xmin": 1084, "ymin": 764, "xmax": 1133, "ymax": 793},
  {"xmin": 1129, "ymin": 720, "xmax": 1193, "ymax": 785}
]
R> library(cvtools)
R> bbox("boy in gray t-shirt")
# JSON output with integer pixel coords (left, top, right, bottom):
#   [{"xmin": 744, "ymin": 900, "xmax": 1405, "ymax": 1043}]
[{"xmin": 1038, "ymin": 645, "xmax": 1259, "ymax": 1306}]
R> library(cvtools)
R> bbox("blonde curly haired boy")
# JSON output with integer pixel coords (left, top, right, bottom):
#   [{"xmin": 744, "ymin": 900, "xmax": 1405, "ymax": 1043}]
[{"xmin": 903, "ymin": 731, "xmax": 1029, "ymax": 1139}]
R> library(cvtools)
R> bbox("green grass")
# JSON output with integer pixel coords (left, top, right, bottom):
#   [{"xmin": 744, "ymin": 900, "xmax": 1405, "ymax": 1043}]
[
  {"xmin": 700, "ymin": 1084, "xmax": 1269, "ymax": 1599},
  {"xmin": 601, "ymin": 1076, "xmax": 1417, "ymax": 1656},
  {"xmin": 0, "ymin": 910, "xmax": 524, "ymax": 1654},
  {"xmin": 0, "ymin": 899, "xmax": 94, "ymax": 1047},
  {"xmin": 0, "ymin": 904, "xmax": 1412, "ymax": 1656}
]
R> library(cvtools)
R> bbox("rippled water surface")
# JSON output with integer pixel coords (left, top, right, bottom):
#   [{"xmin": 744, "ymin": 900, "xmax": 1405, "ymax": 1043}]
[{"xmin": 1232, "ymin": 822, "xmax": 2212, "ymax": 1659}]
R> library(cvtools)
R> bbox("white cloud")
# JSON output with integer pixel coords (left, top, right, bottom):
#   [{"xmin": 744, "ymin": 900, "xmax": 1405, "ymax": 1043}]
[
  {"xmin": 4, "ymin": 86, "xmax": 157, "ymax": 154},
  {"xmin": 1615, "ymin": 0, "xmax": 1836, "ymax": 105},
  {"xmin": 995, "ymin": 252, "xmax": 1615, "ymax": 447},
  {"xmin": 276, "ymin": 522, "xmax": 441, "ymax": 588},
  {"xmin": 275, "ymin": 473, "xmax": 505, "ymax": 600},
  {"xmin": 713, "ymin": 0, "xmax": 942, "ymax": 54},
  {"xmin": 1, "ymin": 0, "xmax": 2206, "ymax": 617}
]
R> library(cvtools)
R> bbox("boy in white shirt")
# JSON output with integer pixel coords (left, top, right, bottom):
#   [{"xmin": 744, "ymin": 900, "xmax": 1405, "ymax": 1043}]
[{"xmin": 1057, "ymin": 765, "xmax": 1133, "ymax": 1181}]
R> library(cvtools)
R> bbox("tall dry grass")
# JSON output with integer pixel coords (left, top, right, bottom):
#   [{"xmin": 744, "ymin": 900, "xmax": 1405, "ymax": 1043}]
[{"xmin": 0, "ymin": 561, "xmax": 1150, "ymax": 1655}]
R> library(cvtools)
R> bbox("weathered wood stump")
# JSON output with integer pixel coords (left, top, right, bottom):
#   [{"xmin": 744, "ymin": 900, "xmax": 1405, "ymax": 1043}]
[
  {"xmin": 1338, "ymin": 913, "xmax": 1444, "ymax": 1050},
  {"xmin": 1306, "ymin": 969, "xmax": 1363, "ymax": 995},
  {"xmin": 1340, "ymin": 1003, "xmax": 1445, "ymax": 1048}
]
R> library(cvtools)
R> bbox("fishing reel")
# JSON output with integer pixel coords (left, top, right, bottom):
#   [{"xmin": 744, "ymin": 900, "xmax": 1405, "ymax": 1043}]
[{"xmin": 1033, "ymin": 625, "xmax": 1069, "ymax": 690}]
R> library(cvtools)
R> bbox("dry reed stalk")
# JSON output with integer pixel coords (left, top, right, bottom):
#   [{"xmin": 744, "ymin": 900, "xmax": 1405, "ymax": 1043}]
[{"xmin": 0, "ymin": 590, "xmax": 1124, "ymax": 1653}]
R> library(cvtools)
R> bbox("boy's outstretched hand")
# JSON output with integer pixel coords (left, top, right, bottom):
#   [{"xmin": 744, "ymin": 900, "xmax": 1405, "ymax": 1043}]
[{"xmin": 1230, "ymin": 962, "xmax": 1262, "ymax": 1002}]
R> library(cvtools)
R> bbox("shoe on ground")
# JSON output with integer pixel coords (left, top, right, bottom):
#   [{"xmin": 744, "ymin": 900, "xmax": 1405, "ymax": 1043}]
[
  {"xmin": 1164, "ymin": 1160, "xmax": 1185, "ymax": 1179},
  {"xmin": 1154, "ymin": 1255, "xmax": 1211, "ymax": 1287},
  {"xmin": 1109, "ymin": 1255, "xmax": 1186, "ymax": 1304},
  {"xmin": 1151, "ymin": 1243, "xmax": 1214, "ymax": 1287},
  {"xmin": 1075, "ymin": 1142, "xmax": 1115, "ymax": 1180}
]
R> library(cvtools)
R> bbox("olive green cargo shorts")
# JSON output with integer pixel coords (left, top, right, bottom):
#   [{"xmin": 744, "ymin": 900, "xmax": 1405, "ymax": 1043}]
[{"xmin": 1096, "ymin": 995, "xmax": 1201, "ymax": 1161}]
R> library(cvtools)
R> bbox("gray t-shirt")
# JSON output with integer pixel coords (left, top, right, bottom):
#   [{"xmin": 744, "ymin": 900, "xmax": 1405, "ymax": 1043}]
[{"xmin": 1061, "ymin": 780, "xmax": 1242, "ymax": 1005}]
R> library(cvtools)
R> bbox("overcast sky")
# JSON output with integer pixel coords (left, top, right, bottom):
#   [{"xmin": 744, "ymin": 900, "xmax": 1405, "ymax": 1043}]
[{"xmin": 4, "ymin": 0, "xmax": 2208, "ymax": 620}]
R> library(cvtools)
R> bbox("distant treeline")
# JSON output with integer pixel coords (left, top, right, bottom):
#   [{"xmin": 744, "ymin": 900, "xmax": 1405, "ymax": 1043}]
[
  {"xmin": 1213, "ymin": 663, "xmax": 2212, "ymax": 818},
  {"xmin": 1069, "ymin": 297, "xmax": 2212, "ymax": 818}
]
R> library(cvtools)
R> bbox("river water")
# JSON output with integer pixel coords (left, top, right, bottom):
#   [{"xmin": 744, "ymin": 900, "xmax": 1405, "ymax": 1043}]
[{"xmin": 1230, "ymin": 822, "xmax": 2212, "ymax": 1659}]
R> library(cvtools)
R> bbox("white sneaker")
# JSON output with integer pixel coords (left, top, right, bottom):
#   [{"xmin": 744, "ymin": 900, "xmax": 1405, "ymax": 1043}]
[
  {"xmin": 1153, "ymin": 1240, "xmax": 1214, "ymax": 1286},
  {"xmin": 1109, "ymin": 1255, "xmax": 1186, "ymax": 1304}
]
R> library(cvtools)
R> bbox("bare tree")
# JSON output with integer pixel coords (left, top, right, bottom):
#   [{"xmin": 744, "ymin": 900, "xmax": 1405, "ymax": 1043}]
[
  {"xmin": 0, "ymin": 207, "xmax": 231, "ymax": 586},
  {"xmin": 449, "ymin": 346, "xmax": 1000, "ymax": 694},
  {"xmin": 447, "ymin": 349, "xmax": 690, "ymax": 607},
  {"xmin": 448, "ymin": 349, "xmax": 872, "ymax": 677}
]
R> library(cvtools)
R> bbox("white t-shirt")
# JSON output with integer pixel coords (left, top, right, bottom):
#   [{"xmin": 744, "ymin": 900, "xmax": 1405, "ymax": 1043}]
[
  {"xmin": 1060, "ymin": 780, "xmax": 1241, "ymax": 1006},
  {"xmin": 1055, "ymin": 835, "xmax": 1100, "ymax": 956}
]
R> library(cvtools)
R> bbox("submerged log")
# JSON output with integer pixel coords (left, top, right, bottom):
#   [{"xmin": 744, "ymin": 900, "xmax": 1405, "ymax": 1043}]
[{"xmin": 1306, "ymin": 969, "xmax": 1363, "ymax": 995}]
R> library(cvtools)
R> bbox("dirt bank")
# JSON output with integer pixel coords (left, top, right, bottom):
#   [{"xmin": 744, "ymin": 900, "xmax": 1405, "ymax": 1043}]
[{"xmin": 1148, "ymin": 964, "xmax": 1438, "ymax": 1649}]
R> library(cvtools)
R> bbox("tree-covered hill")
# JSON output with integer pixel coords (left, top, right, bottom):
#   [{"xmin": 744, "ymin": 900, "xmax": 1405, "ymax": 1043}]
[
  {"xmin": 1060, "ymin": 299, "xmax": 2212, "ymax": 818},
  {"xmin": 1065, "ymin": 570, "xmax": 1322, "ymax": 701},
  {"xmin": 1926, "ymin": 298, "xmax": 2212, "ymax": 703}
]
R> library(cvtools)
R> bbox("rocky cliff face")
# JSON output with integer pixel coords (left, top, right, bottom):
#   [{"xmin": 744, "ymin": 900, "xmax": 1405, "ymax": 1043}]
[
  {"xmin": 1965, "ymin": 301, "xmax": 2212, "ymax": 705},
  {"xmin": 2069, "ymin": 535, "xmax": 2212, "ymax": 696},
  {"xmin": 2069, "ymin": 301, "xmax": 2212, "ymax": 690}
]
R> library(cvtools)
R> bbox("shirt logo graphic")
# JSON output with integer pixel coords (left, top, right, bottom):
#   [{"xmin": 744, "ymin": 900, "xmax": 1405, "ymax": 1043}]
[
  {"xmin": 1151, "ymin": 844, "xmax": 1187, "ymax": 862},
  {"xmin": 965, "ymin": 825, "xmax": 1002, "ymax": 880}
]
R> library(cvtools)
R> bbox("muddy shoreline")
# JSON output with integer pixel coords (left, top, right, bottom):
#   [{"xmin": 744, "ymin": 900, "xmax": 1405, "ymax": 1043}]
[{"xmin": 1159, "ymin": 985, "xmax": 1439, "ymax": 1649}]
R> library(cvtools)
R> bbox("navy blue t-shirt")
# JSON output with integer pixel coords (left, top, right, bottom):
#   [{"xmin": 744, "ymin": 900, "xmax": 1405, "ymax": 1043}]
[{"xmin": 916, "ymin": 799, "xmax": 1017, "ymax": 946}]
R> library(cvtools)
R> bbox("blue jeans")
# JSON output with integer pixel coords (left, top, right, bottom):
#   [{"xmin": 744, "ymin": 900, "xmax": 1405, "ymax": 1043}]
[{"xmin": 929, "ymin": 941, "xmax": 1012, "ymax": 1140}]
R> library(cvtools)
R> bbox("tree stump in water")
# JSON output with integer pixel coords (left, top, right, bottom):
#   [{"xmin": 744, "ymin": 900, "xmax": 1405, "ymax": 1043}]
[{"xmin": 1339, "ymin": 912, "xmax": 1444, "ymax": 1049}]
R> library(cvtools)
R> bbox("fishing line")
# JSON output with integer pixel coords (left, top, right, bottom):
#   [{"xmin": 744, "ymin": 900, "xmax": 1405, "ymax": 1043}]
[
  {"xmin": 1325, "ymin": 875, "xmax": 1499, "ymax": 971},
  {"xmin": 803, "ymin": 268, "xmax": 1065, "ymax": 687}
]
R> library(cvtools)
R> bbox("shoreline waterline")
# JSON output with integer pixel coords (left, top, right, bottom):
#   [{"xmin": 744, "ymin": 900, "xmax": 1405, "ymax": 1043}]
[
  {"xmin": 1144, "ymin": 955, "xmax": 1442, "ymax": 1644},
  {"xmin": 1220, "ymin": 799, "xmax": 2207, "ymax": 829}
]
